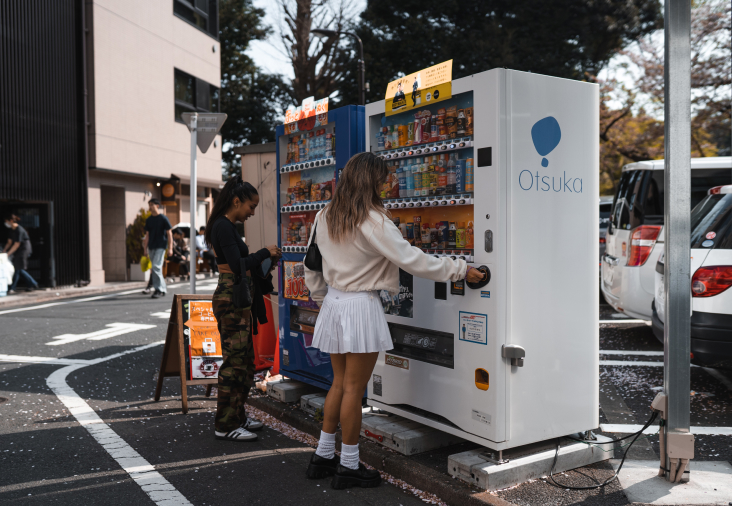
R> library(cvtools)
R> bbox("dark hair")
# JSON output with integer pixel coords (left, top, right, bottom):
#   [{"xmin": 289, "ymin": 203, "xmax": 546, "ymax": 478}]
[
  {"xmin": 204, "ymin": 175, "xmax": 258, "ymax": 247},
  {"xmin": 4, "ymin": 213, "xmax": 14, "ymax": 222},
  {"xmin": 199, "ymin": 226, "xmax": 206, "ymax": 232},
  {"xmin": 149, "ymin": 198, "xmax": 161, "ymax": 205}
]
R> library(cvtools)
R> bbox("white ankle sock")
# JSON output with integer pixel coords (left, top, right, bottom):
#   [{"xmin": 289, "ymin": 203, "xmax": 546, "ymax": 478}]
[
  {"xmin": 340, "ymin": 443, "xmax": 359, "ymax": 470},
  {"xmin": 315, "ymin": 430, "xmax": 336, "ymax": 459}
]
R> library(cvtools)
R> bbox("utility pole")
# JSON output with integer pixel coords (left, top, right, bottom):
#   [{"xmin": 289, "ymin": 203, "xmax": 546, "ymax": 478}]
[{"xmin": 662, "ymin": 0, "xmax": 694, "ymax": 482}]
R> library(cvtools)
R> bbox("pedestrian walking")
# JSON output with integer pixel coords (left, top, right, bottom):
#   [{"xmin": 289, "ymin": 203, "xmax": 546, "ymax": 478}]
[
  {"xmin": 204, "ymin": 176, "xmax": 280, "ymax": 442},
  {"xmin": 303, "ymin": 153, "xmax": 485, "ymax": 489},
  {"xmin": 195, "ymin": 226, "xmax": 217, "ymax": 274},
  {"xmin": 143, "ymin": 199, "xmax": 173, "ymax": 299},
  {"xmin": 3, "ymin": 214, "xmax": 40, "ymax": 293}
]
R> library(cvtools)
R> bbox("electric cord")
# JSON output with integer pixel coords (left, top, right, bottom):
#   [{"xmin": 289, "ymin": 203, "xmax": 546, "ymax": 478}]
[{"xmin": 546, "ymin": 411, "xmax": 659, "ymax": 490}]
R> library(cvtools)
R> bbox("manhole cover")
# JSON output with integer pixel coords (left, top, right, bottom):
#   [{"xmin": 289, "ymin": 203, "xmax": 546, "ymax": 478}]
[{"xmin": 0, "ymin": 397, "xmax": 7, "ymax": 405}]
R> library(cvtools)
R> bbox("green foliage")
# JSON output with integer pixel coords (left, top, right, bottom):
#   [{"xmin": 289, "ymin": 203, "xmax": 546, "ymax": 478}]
[
  {"xmin": 336, "ymin": 0, "xmax": 662, "ymax": 106},
  {"xmin": 126, "ymin": 208, "xmax": 151, "ymax": 265},
  {"xmin": 219, "ymin": 0, "xmax": 291, "ymax": 179}
]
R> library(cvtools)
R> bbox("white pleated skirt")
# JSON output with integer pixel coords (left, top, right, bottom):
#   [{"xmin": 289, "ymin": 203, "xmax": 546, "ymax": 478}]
[{"xmin": 311, "ymin": 287, "xmax": 394, "ymax": 354}]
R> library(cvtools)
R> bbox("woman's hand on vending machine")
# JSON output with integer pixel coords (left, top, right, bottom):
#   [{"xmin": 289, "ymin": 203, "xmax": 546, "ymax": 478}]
[{"xmin": 466, "ymin": 266, "xmax": 486, "ymax": 284}]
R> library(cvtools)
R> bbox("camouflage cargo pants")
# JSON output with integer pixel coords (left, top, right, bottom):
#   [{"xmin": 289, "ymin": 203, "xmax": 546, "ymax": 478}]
[{"xmin": 213, "ymin": 273, "xmax": 255, "ymax": 432}]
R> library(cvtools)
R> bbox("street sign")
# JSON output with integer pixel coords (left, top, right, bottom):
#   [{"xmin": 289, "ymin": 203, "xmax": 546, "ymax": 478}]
[
  {"xmin": 181, "ymin": 112, "xmax": 227, "ymax": 153},
  {"xmin": 181, "ymin": 112, "xmax": 227, "ymax": 294}
]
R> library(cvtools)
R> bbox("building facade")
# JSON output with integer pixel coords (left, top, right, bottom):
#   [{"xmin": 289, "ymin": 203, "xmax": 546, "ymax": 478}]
[
  {"xmin": 86, "ymin": 0, "xmax": 223, "ymax": 284},
  {"xmin": 0, "ymin": 0, "xmax": 223, "ymax": 287}
]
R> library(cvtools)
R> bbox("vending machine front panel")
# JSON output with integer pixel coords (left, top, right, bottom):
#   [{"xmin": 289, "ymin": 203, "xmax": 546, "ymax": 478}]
[
  {"xmin": 366, "ymin": 69, "xmax": 598, "ymax": 451},
  {"xmin": 276, "ymin": 104, "xmax": 365, "ymax": 390}
]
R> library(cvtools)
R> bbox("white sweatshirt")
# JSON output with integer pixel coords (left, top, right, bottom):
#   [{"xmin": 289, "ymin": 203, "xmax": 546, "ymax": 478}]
[{"xmin": 304, "ymin": 208, "xmax": 467, "ymax": 304}]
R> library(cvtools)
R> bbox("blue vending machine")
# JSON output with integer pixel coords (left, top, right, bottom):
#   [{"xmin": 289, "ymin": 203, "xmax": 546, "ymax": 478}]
[{"xmin": 276, "ymin": 104, "xmax": 365, "ymax": 389}]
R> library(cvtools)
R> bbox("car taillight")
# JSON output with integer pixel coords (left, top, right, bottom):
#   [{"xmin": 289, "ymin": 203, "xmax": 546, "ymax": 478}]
[
  {"xmin": 599, "ymin": 237, "xmax": 606, "ymax": 244},
  {"xmin": 691, "ymin": 266, "xmax": 732, "ymax": 297},
  {"xmin": 627, "ymin": 226, "xmax": 662, "ymax": 266}
]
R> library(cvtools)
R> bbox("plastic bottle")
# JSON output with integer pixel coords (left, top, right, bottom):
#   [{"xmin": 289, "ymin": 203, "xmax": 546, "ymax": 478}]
[
  {"xmin": 466, "ymin": 221, "xmax": 474, "ymax": 249},
  {"xmin": 447, "ymin": 153, "xmax": 457, "ymax": 194},
  {"xmin": 466, "ymin": 158, "xmax": 474, "ymax": 192},
  {"xmin": 406, "ymin": 159, "xmax": 415, "ymax": 197},
  {"xmin": 398, "ymin": 163, "xmax": 407, "ymax": 198},
  {"xmin": 421, "ymin": 223, "xmax": 431, "ymax": 246},
  {"xmin": 413, "ymin": 158, "xmax": 423, "ymax": 197}
]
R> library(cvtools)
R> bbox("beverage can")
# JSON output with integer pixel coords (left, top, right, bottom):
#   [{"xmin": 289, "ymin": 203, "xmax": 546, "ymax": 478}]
[
  {"xmin": 414, "ymin": 115, "xmax": 422, "ymax": 144},
  {"xmin": 407, "ymin": 122, "xmax": 415, "ymax": 146}
]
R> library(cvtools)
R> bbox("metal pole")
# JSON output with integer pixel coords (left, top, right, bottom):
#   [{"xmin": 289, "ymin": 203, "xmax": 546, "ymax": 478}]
[
  {"xmin": 189, "ymin": 113, "xmax": 198, "ymax": 294},
  {"xmin": 344, "ymin": 32, "xmax": 365, "ymax": 106},
  {"xmin": 663, "ymin": 0, "xmax": 692, "ymax": 479}
]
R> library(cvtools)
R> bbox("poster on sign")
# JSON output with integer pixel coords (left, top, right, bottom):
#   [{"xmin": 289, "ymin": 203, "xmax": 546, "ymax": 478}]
[
  {"xmin": 284, "ymin": 261, "xmax": 310, "ymax": 301},
  {"xmin": 385, "ymin": 60, "xmax": 452, "ymax": 116},
  {"xmin": 184, "ymin": 300, "xmax": 223, "ymax": 380}
]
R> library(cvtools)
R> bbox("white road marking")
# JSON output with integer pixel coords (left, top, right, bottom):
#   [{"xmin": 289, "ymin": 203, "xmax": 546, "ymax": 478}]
[
  {"xmin": 599, "ymin": 319, "xmax": 651, "ymax": 324},
  {"xmin": 151, "ymin": 310, "xmax": 171, "ymax": 319},
  {"xmin": 46, "ymin": 323, "xmax": 157, "ymax": 346},
  {"xmin": 601, "ymin": 423, "xmax": 732, "ymax": 436},
  {"xmin": 46, "ymin": 341, "xmax": 193, "ymax": 506},
  {"xmin": 0, "ymin": 354, "xmax": 90, "ymax": 365},
  {"xmin": 600, "ymin": 350, "xmax": 664, "ymax": 356}
]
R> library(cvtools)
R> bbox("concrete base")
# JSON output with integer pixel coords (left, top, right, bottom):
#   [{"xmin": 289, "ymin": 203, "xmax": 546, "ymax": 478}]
[
  {"xmin": 300, "ymin": 393, "xmax": 326, "ymax": 417},
  {"xmin": 613, "ymin": 460, "xmax": 732, "ymax": 505},
  {"xmin": 266, "ymin": 379, "xmax": 321, "ymax": 403},
  {"xmin": 449, "ymin": 435, "xmax": 613, "ymax": 491},
  {"xmin": 361, "ymin": 412, "xmax": 467, "ymax": 456}
]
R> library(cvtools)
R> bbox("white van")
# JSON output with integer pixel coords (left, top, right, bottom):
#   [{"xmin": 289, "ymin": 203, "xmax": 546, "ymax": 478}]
[{"xmin": 601, "ymin": 157, "xmax": 731, "ymax": 320}]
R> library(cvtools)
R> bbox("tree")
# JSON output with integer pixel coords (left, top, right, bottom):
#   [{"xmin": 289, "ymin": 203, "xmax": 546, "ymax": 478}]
[
  {"xmin": 219, "ymin": 0, "xmax": 291, "ymax": 179},
  {"xmin": 337, "ymin": 0, "xmax": 661, "ymax": 105},
  {"xmin": 598, "ymin": 0, "xmax": 729, "ymax": 194},
  {"xmin": 623, "ymin": 0, "xmax": 731, "ymax": 156},
  {"xmin": 275, "ymin": 0, "xmax": 357, "ymax": 104}
]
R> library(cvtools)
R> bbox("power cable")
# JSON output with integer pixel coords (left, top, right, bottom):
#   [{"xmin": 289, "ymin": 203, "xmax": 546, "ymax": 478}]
[{"xmin": 546, "ymin": 411, "xmax": 659, "ymax": 490}]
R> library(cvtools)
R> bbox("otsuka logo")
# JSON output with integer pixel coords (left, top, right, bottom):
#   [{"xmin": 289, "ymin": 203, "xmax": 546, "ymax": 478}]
[{"xmin": 518, "ymin": 116, "xmax": 583, "ymax": 193}]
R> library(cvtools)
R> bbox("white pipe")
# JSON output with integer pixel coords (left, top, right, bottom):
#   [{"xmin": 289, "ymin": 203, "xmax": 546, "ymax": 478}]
[{"xmin": 189, "ymin": 113, "xmax": 198, "ymax": 294}]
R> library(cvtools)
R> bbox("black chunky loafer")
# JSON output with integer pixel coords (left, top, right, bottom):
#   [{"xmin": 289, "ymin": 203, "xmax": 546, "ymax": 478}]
[
  {"xmin": 306, "ymin": 452, "xmax": 340, "ymax": 479},
  {"xmin": 330, "ymin": 463, "xmax": 381, "ymax": 489}
]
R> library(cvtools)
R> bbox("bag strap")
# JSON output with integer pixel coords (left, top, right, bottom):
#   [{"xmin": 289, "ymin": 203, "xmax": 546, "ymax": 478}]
[{"xmin": 308, "ymin": 212, "xmax": 319, "ymax": 246}]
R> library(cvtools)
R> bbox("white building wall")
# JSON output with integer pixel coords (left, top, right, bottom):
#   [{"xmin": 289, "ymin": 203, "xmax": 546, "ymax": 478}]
[{"xmin": 87, "ymin": 0, "xmax": 222, "ymax": 285}]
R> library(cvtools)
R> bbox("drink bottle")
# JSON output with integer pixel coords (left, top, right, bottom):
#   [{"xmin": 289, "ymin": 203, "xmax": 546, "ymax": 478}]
[{"xmin": 447, "ymin": 153, "xmax": 457, "ymax": 194}]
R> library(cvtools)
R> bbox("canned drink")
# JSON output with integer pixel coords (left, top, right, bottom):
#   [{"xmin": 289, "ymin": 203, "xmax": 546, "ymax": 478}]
[
  {"xmin": 414, "ymin": 116, "xmax": 422, "ymax": 144},
  {"xmin": 407, "ymin": 122, "xmax": 415, "ymax": 145}
]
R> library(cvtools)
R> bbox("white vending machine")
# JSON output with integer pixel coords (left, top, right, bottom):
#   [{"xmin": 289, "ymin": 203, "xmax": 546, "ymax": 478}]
[{"xmin": 366, "ymin": 68, "xmax": 599, "ymax": 450}]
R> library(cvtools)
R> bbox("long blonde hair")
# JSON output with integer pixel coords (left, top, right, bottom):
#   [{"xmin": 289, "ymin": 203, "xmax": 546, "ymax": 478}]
[{"xmin": 325, "ymin": 152, "xmax": 389, "ymax": 242}]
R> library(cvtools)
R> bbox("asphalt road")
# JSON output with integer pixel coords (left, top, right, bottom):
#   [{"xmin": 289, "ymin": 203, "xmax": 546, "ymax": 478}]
[
  {"xmin": 1, "ymin": 284, "xmax": 731, "ymax": 506},
  {"xmin": 0, "ymin": 280, "xmax": 427, "ymax": 505}
]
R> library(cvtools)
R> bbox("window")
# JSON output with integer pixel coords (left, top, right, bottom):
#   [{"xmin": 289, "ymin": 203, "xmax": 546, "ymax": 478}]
[
  {"xmin": 174, "ymin": 69, "xmax": 220, "ymax": 123},
  {"xmin": 174, "ymin": 0, "xmax": 218, "ymax": 39}
]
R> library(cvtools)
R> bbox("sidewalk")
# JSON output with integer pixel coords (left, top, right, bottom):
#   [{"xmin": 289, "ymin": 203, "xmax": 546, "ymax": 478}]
[{"xmin": 0, "ymin": 273, "xmax": 217, "ymax": 310}]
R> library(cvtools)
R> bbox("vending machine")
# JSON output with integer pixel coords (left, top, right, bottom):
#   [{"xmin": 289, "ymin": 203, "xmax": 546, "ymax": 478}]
[
  {"xmin": 276, "ymin": 104, "xmax": 365, "ymax": 389},
  {"xmin": 365, "ymin": 68, "xmax": 599, "ymax": 450}
]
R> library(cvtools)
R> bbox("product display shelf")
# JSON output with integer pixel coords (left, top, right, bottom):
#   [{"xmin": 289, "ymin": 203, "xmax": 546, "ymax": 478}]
[
  {"xmin": 377, "ymin": 137, "xmax": 473, "ymax": 161},
  {"xmin": 280, "ymin": 158, "xmax": 336, "ymax": 174},
  {"xmin": 384, "ymin": 194, "xmax": 473, "ymax": 209}
]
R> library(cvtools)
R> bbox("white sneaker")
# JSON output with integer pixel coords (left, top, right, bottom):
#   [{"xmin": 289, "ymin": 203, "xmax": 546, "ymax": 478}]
[
  {"xmin": 215, "ymin": 426, "xmax": 257, "ymax": 441},
  {"xmin": 142, "ymin": 287, "xmax": 152, "ymax": 294},
  {"xmin": 242, "ymin": 418, "xmax": 264, "ymax": 431}
]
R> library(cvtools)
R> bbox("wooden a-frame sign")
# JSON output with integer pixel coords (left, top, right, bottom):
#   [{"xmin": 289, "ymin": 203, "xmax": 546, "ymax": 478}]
[{"xmin": 154, "ymin": 294, "xmax": 216, "ymax": 413}]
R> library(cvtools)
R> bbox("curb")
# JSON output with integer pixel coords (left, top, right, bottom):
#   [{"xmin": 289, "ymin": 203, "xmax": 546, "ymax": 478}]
[
  {"xmin": 0, "ymin": 282, "xmax": 149, "ymax": 309},
  {"xmin": 248, "ymin": 395, "xmax": 515, "ymax": 506}
]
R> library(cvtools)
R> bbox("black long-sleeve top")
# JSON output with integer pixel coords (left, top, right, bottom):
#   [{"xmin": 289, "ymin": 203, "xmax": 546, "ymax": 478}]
[{"xmin": 210, "ymin": 216, "xmax": 270, "ymax": 276}]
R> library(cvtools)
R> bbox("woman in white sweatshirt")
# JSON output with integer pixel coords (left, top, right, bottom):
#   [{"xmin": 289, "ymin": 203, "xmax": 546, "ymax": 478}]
[{"xmin": 303, "ymin": 152, "xmax": 485, "ymax": 489}]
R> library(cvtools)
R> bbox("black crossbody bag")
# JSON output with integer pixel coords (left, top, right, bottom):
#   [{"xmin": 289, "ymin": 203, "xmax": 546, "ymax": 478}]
[{"xmin": 304, "ymin": 218, "xmax": 323, "ymax": 272}]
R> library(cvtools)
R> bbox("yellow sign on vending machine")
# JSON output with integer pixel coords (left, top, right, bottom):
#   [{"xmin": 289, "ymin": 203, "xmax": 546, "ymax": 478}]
[{"xmin": 385, "ymin": 60, "xmax": 453, "ymax": 116}]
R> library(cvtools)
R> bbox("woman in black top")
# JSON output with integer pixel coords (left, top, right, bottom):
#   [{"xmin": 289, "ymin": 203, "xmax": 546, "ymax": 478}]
[{"xmin": 205, "ymin": 176, "xmax": 280, "ymax": 441}]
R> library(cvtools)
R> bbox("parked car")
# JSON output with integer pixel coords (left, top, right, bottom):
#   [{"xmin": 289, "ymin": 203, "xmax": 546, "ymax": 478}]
[
  {"xmin": 599, "ymin": 196, "xmax": 613, "ymax": 267},
  {"xmin": 652, "ymin": 185, "xmax": 732, "ymax": 369},
  {"xmin": 601, "ymin": 157, "xmax": 731, "ymax": 320}
]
